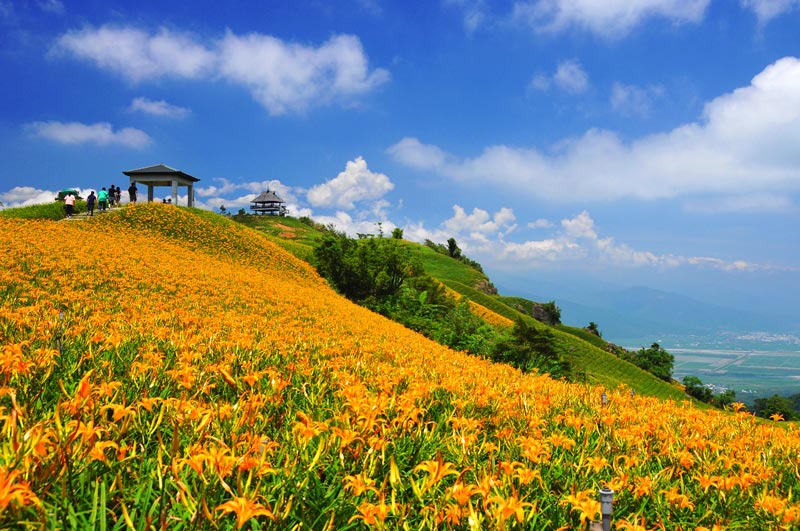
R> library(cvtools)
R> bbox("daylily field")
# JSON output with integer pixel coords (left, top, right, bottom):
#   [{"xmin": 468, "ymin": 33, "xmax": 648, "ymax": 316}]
[{"xmin": 2, "ymin": 203, "xmax": 800, "ymax": 530}]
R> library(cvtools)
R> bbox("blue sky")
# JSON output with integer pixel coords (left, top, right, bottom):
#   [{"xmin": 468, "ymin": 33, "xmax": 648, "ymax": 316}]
[{"xmin": 2, "ymin": 0, "xmax": 800, "ymax": 328}]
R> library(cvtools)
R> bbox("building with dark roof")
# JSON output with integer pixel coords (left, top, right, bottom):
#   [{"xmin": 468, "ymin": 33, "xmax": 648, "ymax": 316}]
[
  {"xmin": 123, "ymin": 164, "xmax": 199, "ymax": 207},
  {"xmin": 250, "ymin": 190, "xmax": 287, "ymax": 216}
]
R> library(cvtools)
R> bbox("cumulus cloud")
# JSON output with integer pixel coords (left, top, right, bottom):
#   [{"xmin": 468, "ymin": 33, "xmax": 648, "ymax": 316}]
[
  {"xmin": 0, "ymin": 186, "xmax": 59, "ymax": 207},
  {"xmin": 528, "ymin": 218, "xmax": 554, "ymax": 228},
  {"xmin": 385, "ymin": 137, "xmax": 450, "ymax": 170},
  {"xmin": 512, "ymin": 0, "xmax": 710, "ymax": 37},
  {"xmin": 741, "ymin": 0, "xmax": 800, "ymax": 23},
  {"xmin": 610, "ymin": 82, "xmax": 664, "ymax": 117},
  {"xmin": 217, "ymin": 32, "xmax": 389, "ymax": 115},
  {"xmin": 389, "ymin": 56, "xmax": 800, "ymax": 210},
  {"xmin": 443, "ymin": 205, "xmax": 517, "ymax": 239},
  {"xmin": 26, "ymin": 121, "xmax": 151, "ymax": 148},
  {"xmin": 530, "ymin": 59, "xmax": 589, "ymax": 94},
  {"xmin": 434, "ymin": 209, "xmax": 772, "ymax": 271},
  {"xmin": 311, "ymin": 210, "xmax": 399, "ymax": 238},
  {"xmin": 197, "ymin": 178, "xmax": 268, "ymax": 198},
  {"xmin": 307, "ymin": 157, "xmax": 394, "ymax": 210},
  {"xmin": 54, "ymin": 25, "xmax": 215, "ymax": 82},
  {"xmin": 130, "ymin": 97, "xmax": 190, "ymax": 118},
  {"xmin": 54, "ymin": 24, "xmax": 389, "ymax": 115},
  {"xmin": 554, "ymin": 60, "xmax": 589, "ymax": 93}
]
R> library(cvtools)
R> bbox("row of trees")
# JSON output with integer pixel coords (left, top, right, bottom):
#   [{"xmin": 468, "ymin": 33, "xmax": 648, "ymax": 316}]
[
  {"xmin": 424, "ymin": 237, "xmax": 484, "ymax": 273},
  {"xmin": 312, "ymin": 229, "xmax": 572, "ymax": 379}
]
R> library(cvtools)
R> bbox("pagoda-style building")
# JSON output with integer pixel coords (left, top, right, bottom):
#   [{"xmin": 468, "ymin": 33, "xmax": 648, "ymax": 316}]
[{"xmin": 250, "ymin": 190, "xmax": 287, "ymax": 216}]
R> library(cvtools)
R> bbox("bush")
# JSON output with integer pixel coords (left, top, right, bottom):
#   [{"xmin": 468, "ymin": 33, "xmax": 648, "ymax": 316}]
[
  {"xmin": 625, "ymin": 343, "xmax": 674, "ymax": 382},
  {"xmin": 491, "ymin": 318, "xmax": 571, "ymax": 378}
]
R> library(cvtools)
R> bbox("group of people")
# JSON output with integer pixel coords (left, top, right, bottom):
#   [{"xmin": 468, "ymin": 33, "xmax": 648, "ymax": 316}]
[{"xmin": 79, "ymin": 183, "xmax": 139, "ymax": 217}]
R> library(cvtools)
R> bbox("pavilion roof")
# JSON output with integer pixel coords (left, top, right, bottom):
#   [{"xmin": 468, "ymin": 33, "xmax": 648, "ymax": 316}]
[
  {"xmin": 123, "ymin": 164, "xmax": 200, "ymax": 182},
  {"xmin": 252, "ymin": 190, "xmax": 284, "ymax": 203}
]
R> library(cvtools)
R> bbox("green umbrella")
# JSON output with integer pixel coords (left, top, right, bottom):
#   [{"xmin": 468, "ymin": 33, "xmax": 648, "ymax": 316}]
[{"xmin": 56, "ymin": 188, "xmax": 83, "ymax": 201}]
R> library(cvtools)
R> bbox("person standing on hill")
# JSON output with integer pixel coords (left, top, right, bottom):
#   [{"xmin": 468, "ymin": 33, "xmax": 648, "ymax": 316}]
[
  {"xmin": 63, "ymin": 193, "xmax": 75, "ymax": 218},
  {"xmin": 128, "ymin": 183, "xmax": 138, "ymax": 204},
  {"xmin": 114, "ymin": 186, "xmax": 122, "ymax": 205},
  {"xmin": 86, "ymin": 190, "xmax": 96, "ymax": 217},
  {"xmin": 98, "ymin": 187, "xmax": 109, "ymax": 211},
  {"xmin": 108, "ymin": 184, "xmax": 116, "ymax": 206}
]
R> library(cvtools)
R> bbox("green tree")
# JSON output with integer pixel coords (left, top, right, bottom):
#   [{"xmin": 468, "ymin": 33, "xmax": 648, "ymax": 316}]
[
  {"xmin": 492, "ymin": 318, "xmax": 570, "ymax": 378},
  {"xmin": 447, "ymin": 237, "xmax": 461, "ymax": 259},
  {"xmin": 683, "ymin": 376, "xmax": 713, "ymax": 402},
  {"xmin": 626, "ymin": 343, "xmax": 674, "ymax": 382},
  {"xmin": 392, "ymin": 227, "xmax": 404, "ymax": 239},
  {"xmin": 753, "ymin": 394, "xmax": 797, "ymax": 420},
  {"xmin": 586, "ymin": 322, "xmax": 602, "ymax": 337},
  {"xmin": 313, "ymin": 230, "xmax": 421, "ymax": 303},
  {"xmin": 713, "ymin": 389, "xmax": 736, "ymax": 408}
]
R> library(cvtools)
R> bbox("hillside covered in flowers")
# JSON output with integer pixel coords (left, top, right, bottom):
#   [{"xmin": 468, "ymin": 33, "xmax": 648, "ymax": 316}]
[{"xmin": 2, "ymin": 203, "xmax": 799, "ymax": 530}]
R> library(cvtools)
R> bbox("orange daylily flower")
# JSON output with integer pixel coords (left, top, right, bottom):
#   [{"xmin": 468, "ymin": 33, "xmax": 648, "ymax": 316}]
[{"xmin": 216, "ymin": 496, "xmax": 274, "ymax": 529}]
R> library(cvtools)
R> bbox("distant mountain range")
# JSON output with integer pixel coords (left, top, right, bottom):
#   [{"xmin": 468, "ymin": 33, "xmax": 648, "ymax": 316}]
[{"xmin": 496, "ymin": 281, "xmax": 800, "ymax": 348}]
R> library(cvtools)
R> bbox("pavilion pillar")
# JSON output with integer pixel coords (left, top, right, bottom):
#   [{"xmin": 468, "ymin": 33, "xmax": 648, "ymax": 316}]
[
  {"xmin": 148, "ymin": 185, "xmax": 154, "ymax": 203},
  {"xmin": 188, "ymin": 184, "xmax": 194, "ymax": 207},
  {"xmin": 171, "ymin": 180, "xmax": 178, "ymax": 205}
]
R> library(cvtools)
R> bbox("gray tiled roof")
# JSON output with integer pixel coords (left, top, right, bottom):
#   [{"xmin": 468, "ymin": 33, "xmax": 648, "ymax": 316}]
[
  {"xmin": 252, "ymin": 190, "xmax": 284, "ymax": 203},
  {"xmin": 123, "ymin": 164, "xmax": 200, "ymax": 182}
]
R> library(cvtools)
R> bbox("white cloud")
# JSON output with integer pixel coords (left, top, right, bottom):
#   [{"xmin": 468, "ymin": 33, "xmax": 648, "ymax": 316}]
[
  {"xmin": 54, "ymin": 25, "xmax": 389, "ymax": 115},
  {"xmin": 610, "ymin": 82, "xmax": 664, "ymax": 117},
  {"xmin": 445, "ymin": 0, "xmax": 488, "ymax": 32},
  {"xmin": 307, "ymin": 157, "xmax": 394, "ymax": 210},
  {"xmin": 528, "ymin": 218, "xmax": 554, "ymax": 228},
  {"xmin": 389, "ymin": 57, "xmax": 800, "ymax": 210},
  {"xmin": 741, "ymin": 0, "xmax": 800, "ymax": 23},
  {"xmin": 0, "ymin": 186, "xmax": 59, "ymax": 207},
  {"xmin": 561, "ymin": 210, "xmax": 596, "ymax": 239},
  {"xmin": 428, "ymin": 209, "xmax": 775, "ymax": 272},
  {"xmin": 512, "ymin": 0, "xmax": 710, "ymax": 37},
  {"xmin": 385, "ymin": 137, "xmax": 449, "ymax": 170},
  {"xmin": 311, "ymin": 210, "xmax": 398, "ymax": 238},
  {"xmin": 54, "ymin": 25, "xmax": 215, "ymax": 82},
  {"xmin": 553, "ymin": 60, "xmax": 589, "ymax": 93},
  {"xmin": 529, "ymin": 73, "xmax": 551, "ymax": 91},
  {"xmin": 529, "ymin": 60, "xmax": 589, "ymax": 94},
  {"xmin": 443, "ymin": 205, "xmax": 517, "ymax": 237},
  {"xmin": 683, "ymin": 193, "xmax": 794, "ymax": 213},
  {"xmin": 26, "ymin": 121, "xmax": 151, "ymax": 148},
  {"xmin": 196, "ymin": 177, "xmax": 287, "ymax": 198},
  {"xmin": 217, "ymin": 32, "xmax": 389, "ymax": 115},
  {"xmin": 130, "ymin": 97, "xmax": 190, "ymax": 118}
]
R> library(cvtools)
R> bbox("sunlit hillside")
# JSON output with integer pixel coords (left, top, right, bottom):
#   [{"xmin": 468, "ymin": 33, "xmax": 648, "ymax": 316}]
[{"xmin": 2, "ymin": 203, "xmax": 800, "ymax": 530}]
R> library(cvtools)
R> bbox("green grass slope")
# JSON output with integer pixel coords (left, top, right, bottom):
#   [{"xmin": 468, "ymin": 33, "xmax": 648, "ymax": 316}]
[{"xmin": 232, "ymin": 214, "xmax": 690, "ymax": 402}]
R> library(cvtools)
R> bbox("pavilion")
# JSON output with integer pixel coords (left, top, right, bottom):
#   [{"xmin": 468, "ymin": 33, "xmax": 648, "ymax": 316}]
[
  {"xmin": 250, "ymin": 189, "xmax": 287, "ymax": 216},
  {"xmin": 123, "ymin": 164, "xmax": 199, "ymax": 207}
]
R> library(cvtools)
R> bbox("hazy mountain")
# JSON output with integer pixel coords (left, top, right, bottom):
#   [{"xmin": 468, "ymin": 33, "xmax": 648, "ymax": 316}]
[{"xmin": 495, "ymin": 278, "xmax": 798, "ymax": 347}]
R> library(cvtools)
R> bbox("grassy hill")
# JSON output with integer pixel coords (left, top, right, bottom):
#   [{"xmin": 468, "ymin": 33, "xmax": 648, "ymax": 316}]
[
  {"xmin": 236, "ymin": 214, "xmax": 688, "ymax": 402},
  {"xmin": 2, "ymin": 203, "xmax": 799, "ymax": 530}
]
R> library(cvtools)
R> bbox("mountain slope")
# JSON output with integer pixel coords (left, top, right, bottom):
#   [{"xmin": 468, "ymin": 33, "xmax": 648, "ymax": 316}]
[
  {"xmin": 2, "ymin": 203, "xmax": 799, "ymax": 530},
  {"xmin": 237, "ymin": 214, "xmax": 690, "ymax": 401}
]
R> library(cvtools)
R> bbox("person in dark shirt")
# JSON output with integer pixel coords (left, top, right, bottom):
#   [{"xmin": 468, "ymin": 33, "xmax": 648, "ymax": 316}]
[
  {"xmin": 128, "ymin": 183, "xmax": 138, "ymax": 204},
  {"xmin": 86, "ymin": 191, "xmax": 96, "ymax": 216}
]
